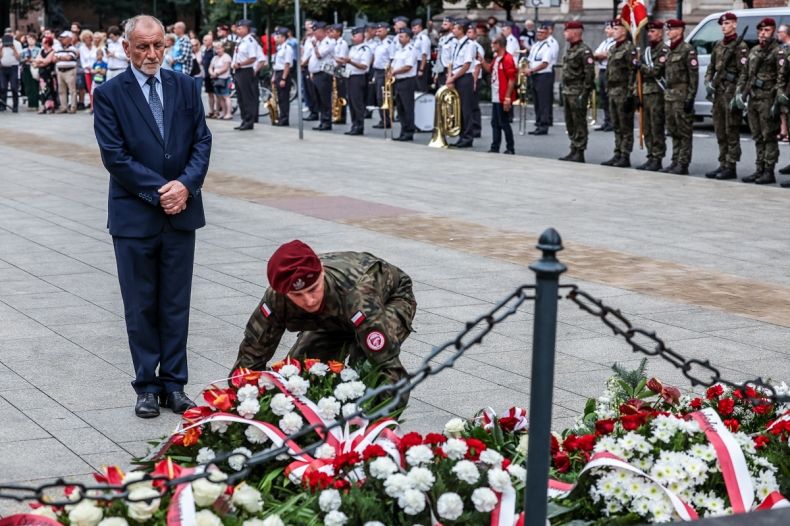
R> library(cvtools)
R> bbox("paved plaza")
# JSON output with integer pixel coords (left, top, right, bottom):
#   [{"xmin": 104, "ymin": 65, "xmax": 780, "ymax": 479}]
[{"xmin": 2, "ymin": 111, "xmax": 790, "ymax": 515}]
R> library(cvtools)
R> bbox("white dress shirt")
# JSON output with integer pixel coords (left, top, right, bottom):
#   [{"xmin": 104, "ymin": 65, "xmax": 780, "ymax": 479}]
[
  {"xmin": 307, "ymin": 36, "xmax": 335, "ymax": 73},
  {"xmin": 595, "ymin": 37, "xmax": 615, "ymax": 69},
  {"xmin": 347, "ymin": 43, "xmax": 372, "ymax": 75},
  {"xmin": 372, "ymin": 37, "xmax": 391, "ymax": 69},
  {"xmin": 391, "ymin": 41, "xmax": 417, "ymax": 79},
  {"xmin": 130, "ymin": 64, "xmax": 164, "ymax": 109},
  {"xmin": 106, "ymin": 38, "xmax": 128, "ymax": 70},
  {"xmin": 273, "ymin": 43, "xmax": 294, "ymax": 71},
  {"xmin": 505, "ymin": 34, "xmax": 520, "ymax": 60},
  {"xmin": 449, "ymin": 36, "xmax": 474, "ymax": 75},
  {"xmin": 233, "ymin": 34, "xmax": 257, "ymax": 69},
  {"xmin": 527, "ymin": 39, "xmax": 552, "ymax": 74}
]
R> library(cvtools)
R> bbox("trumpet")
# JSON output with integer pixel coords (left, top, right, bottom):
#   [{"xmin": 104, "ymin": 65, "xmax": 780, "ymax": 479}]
[
  {"xmin": 587, "ymin": 88, "xmax": 597, "ymax": 126},
  {"xmin": 267, "ymin": 79, "xmax": 279, "ymax": 125},
  {"xmin": 514, "ymin": 58, "xmax": 529, "ymax": 136},
  {"xmin": 381, "ymin": 67, "xmax": 395, "ymax": 140},
  {"xmin": 428, "ymin": 85, "xmax": 461, "ymax": 148}
]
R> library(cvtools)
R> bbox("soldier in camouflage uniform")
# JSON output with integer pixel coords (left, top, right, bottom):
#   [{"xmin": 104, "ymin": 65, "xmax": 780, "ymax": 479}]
[
  {"xmin": 601, "ymin": 19, "xmax": 637, "ymax": 168},
  {"xmin": 736, "ymin": 17, "xmax": 784, "ymax": 184},
  {"xmin": 703, "ymin": 12, "xmax": 749, "ymax": 181},
  {"xmin": 659, "ymin": 19, "xmax": 698, "ymax": 175},
  {"xmin": 636, "ymin": 21, "xmax": 670, "ymax": 172},
  {"xmin": 232, "ymin": 240, "xmax": 416, "ymax": 405},
  {"xmin": 777, "ymin": 27, "xmax": 790, "ymax": 185},
  {"xmin": 558, "ymin": 20, "xmax": 595, "ymax": 163}
]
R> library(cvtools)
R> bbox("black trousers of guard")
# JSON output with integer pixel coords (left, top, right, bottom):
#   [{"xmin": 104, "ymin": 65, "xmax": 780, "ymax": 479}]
[
  {"xmin": 532, "ymin": 73, "xmax": 552, "ymax": 130},
  {"xmin": 416, "ymin": 63, "xmax": 430, "ymax": 92},
  {"xmin": 302, "ymin": 67, "xmax": 317, "ymax": 114},
  {"xmin": 234, "ymin": 67, "xmax": 257, "ymax": 128},
  {"xmin": 598, "ymin": 69, "xmax": 611, "ymax": 127},
  {"xmin": 394, "ymin": 77, "xmax": 416, "ymax": 138},
  {"xmin": 312, "ymin": 71, "xmax": 333, "ymax": 127},
  {"xmin": 252, "ymin": 70, "xmax": 260, "ymax": 123},
  {"xmin": 273, "ymin": 70, "xmax": 291, "ymax": 125},
  {"xmin": 365, "ymin": 70, "xmax": 375, "ymax": 109},
  {"xmin": 335, "ymin": 76, "xmax": 347, "ymax": 123},
  {"xmin": 347, "ymin": 74, "xmax": 367, "ymax": 132},
  {"xmin": 455, "ymin": 73, "xmax": 475, "ymax": 143},
  {"xmin": 436, "ymin": 72, "xmax": 447, "ymax": 91},
  {"xmin": 472, "ymin": 80, "xmax": 481, "ymax": 136},
  {"xmin": 373, "ymin": 68, "xmax": 392, "ymax": 127}
]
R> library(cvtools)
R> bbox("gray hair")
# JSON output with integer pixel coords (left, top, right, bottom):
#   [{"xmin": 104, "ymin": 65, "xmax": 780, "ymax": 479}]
[{"xmin": 124, "ymin": 15, "xmax": 165, "ymax": 41}]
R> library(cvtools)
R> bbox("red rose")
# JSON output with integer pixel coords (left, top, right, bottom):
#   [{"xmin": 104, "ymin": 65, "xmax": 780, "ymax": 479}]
[
  {"xmin": 646, "ymin": 378, "xmax": 663, "ymax": 394},
  {"xmin": 723, "ymin": 418, "xmax": 740, "ymax": 432},
  {"xmin": 619, "ymin": 399, "xmax": 645, "ymax": 415},
  {"xmin": 399, "ymin": 432, "xmax": 423, "ymax": 452},
  {"xmin": 661, "ymin": 386, "xmax": 681, "ymax": 405},
  {"xmin": 706, "ymin": 385, "xmax": 724, "ymax": 400},
  {"xmin": 562, "ymin": 434, "xmax": 579, "ymax": 452},
  {"xmin": 595, "ymin": 419, "xmax": 616, "ymax": 436},
  {"xmin": 552, "ymin": 451, "xmax": 570, "ymax": 473},
  {"xmin": 717, "ymin": 398, "xmax": 735, "ymax": 416},
  {"xmin": 621, "ymin": 413, "xmax": 646, "ymax": 431},
  {"xmin": 576, "ymin": 434, "xmax": 596, "ymax": 452},
  {"xmin": 550, "ymin": 435, "xmax": 560, "ymax": 455},
  {"xmin": 753, "ymin": 403, "xmax": 773, "ymax": 415},
  {"xmin": 465, "ymin": 438, "xmax": 487, "ymax": 461},
  {"xmin": 499, "ymin": 416, "xmax": 518, "ymax": 432},
  {"xmin": 423, "ymin": 433, "xmax": 447, "ymax": 446},
  {"xmin": 746, "ymin": 387, "xmax": 758, "ymax": 399},
  {"xmin": 690, "ymin": 397, "xmax": 703, "ymax": 409},
  {"xmin": 362, "ymin": 444, "xmax": 387, "ymax": 461},
  {"xmin": 754, "ymin": 435, "xmax": 771, "ymax": 449},
  {"xmin": 502, "ymin": 458, "xmax": 512, "ymax": 470},
  {"xmin": 732, "ymin": 389, "xmax": 744, "ymax": 400}
]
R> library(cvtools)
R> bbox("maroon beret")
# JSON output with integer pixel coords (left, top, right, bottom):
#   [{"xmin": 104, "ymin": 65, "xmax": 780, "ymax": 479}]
[
  {"xmin": 565, "ymin": 21, "xmax": 583, "ymax": 30},
  {"xmin": 718, "ymin": 12, "xmax": 737, "ymax": 25},
  {"xmin": 757, "ymin": 17, "xmax": 776, "ymax": 29},
  {"xmin": 267, "ymin": 240, "xmax": 322, "ymax": 295},
  {"xmin": 611, "ymin": 18, "xmax": 625, "ymax": 28},
  {"xmin": 647, "ymin": 20, "xmax": 664, "ymax": 30},
  {"xmin": 665, "ymin": 19, "xmax": 686, "ymax": 29}
]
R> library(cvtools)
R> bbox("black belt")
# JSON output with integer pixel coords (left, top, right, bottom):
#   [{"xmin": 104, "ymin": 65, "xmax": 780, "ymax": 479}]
[{"xmin": 57, "ymin": 67, "xmax": 76, "ymax": 72}]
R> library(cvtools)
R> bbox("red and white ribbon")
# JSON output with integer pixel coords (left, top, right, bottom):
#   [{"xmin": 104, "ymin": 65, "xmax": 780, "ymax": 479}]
[{"xmin": 166, "ymin": 467, "xmax": 197, "ymax": 526}]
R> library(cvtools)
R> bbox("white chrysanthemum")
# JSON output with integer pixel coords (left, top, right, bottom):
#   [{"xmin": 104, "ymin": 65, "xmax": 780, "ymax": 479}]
[
  {"xmin": 398, "ymin": 488, "xmax": 426, "ymax": 515},
  {"xmin": 318, "ymin": 488, "xmax": 343, "ymax": 513},
  {"xmin": 507, "ymin": 464, "xmax": 527, "ymax": 483},
  {"xmin": 479, "ymin": 449, "xmax": 504, "ymax": 467},
  {"xmin": 440, "ymin": 437, "xmax": 468, "ymax": 460},
  {"xmin": 334, "ymin": 381, "xmax": 366, "ymax": 402},
  {"xmin": 407, "ymin": 466, "xmax": 435, "ymax": 491},
  {"xmin": 245, "ymin": 425, "xmax": 269, "ymax": 445},
  {"xmin": 278, "ymin": 364, "xmax": 300, "ymax": 378},
  {"xmin": 363, "ymin": 523, "xmax": 385, "ymax": 526},
  {"xmin": 340, "ymin": 368, "xmax": 359, "ymax": 382},
  {"xmin": 261, "ymin": 515, "xmax": 285, "ymax": 526},
  {"xmin": 369, "ymin": 456, "xmax": 398, "ymax": 479},
  {"xmin": 209, "ymin": 420, "xmax": 229, "ymax": 434},
  {"xmin": 279, "ymin": 411, "xmax": 304, "ymax": 435},
  {"xmin": 342, "ymin": 402, "xmax": 359, "ymax": 418},
  {"xmin": 309, "ymin": 362, "xmax": 329, "ymax": 377},
  {"xmin": 324, "ymin": 510, "xmax": 348, "ymax": 526},
  {"xmin": 437, "ymin": 492, "xmax": 464, "ymax": 521},
  {"xmin": 196, "ymin": 447, "xmax": 216, "ymax": 465},
  {"xmin": 98, "ymin": 518, "xmax": 128, "ymax": 526},
  {"xmin": 229, "ymin": 447, "xmax": 252, "ymax": 471},
  {"xmin": 232, "ymin": 482, "xmax": 263, "ymax": 513},
  {"xmin": 242, "ymin": 520, "xmax": 265, "ymax": 526},
  {"xmin": 195, "ymin": 509, "xmax": 222, "ymax": 526},
  {"xmin": 237, "ymin": 398, "xmax": 260, "ymax": 419},
  {"xmin": 258, "ymin": 375, "xmax": 276, "ymax": 390},
  {"xmin": 68, "ymin": 501, "xmax": 103, "ymax": 526},
  {"xmin": 317, "ymin": 396, "xmax": 341, "ymax": 420},
  {"xmin": 487, "ymin": 468, "xmax": 512, "ymax": 492},
  {"xmin": 126, "ymin": 487, "xmax": 161, "ymax": 522},
  {"xmin": 315, "ymin": 443, "xmax": 337, "ymax": 459},
  {"xmin": 451, "ymin": 459, "xmax": 480, "ymax": 484},
  {"xmin": 286, "ymin": 375, "xmax": 310, "ymax": 396},
  {"xmin": 471, "ymin": 487, "xmax": 498, "ymax": 512},
  {"xmin": 444, "ymin": 417, "xmax": 466, "ymax": 437},
  {"xmin": 405, "ymin": 444, "xmax": 434, "ymax": 466},
  {"xmin": 270, "ymin": 393, "xmax": 294, "ymax": 416},
  {"xmin": 755, "ymin": 469, "xmax": 780, "ymax": 500},
  {"xmin": 192, "ymin": 475, "xmax": 226, "ymax": 507},
  {"xmin": 384, "ymin": 473, "xmax": 413, "ymax": 498},
  {"xmin": 237, "ymin": 384, "xmax": 259, "ymax": 402}
]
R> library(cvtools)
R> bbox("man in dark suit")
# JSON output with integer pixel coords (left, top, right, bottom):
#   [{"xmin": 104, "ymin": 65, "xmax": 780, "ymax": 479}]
[{"xmin": 93, "ymin": 14, "xmax": 212, "ymax": 418}]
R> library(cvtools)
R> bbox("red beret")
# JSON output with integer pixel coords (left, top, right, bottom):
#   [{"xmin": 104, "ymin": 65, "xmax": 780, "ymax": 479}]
[
  {"xmin": 565, "ymin": 21, "xmax": 583, "ymax": 30},
  {"xmin": 757, "ymin": 17, "xmax": 776, "ymax": 29},
  {"xmin": 611, "ymin": 18, "xmax": 625, "ymax": 28},
  {"xmin": 718, "ymin": 12, "xmax": 737, "ymax": 25},
  {"xmin": 647, "ymin": 20, "xmax": 664, "ymax": 30},
  {"xmin": 665, "ymin": 19, "xmax": 686, "ymax": 29},
  {"xmin": 267, "ymin": 240, "xmax": 322, "ymax": 295}
]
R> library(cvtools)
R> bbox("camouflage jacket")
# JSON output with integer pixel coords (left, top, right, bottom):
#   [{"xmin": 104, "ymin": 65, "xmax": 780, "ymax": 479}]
[
  {"xmin": 639, "ymin": 41, "xmax": 670, "ymax": 96},
  {"xmin": 606, "ymin": 40, "xmax": 637, "ymax": 95},
  {"xmin": 779, "ymin": 44, "xmax": 790, "ymax": 97},
  {"xmin": 562, "ymin": 41, "xmax": 595, "ymax": 95},
  {"xmin": 236, "ymin": 251, "xmax": 417, "ymax": 369},
  {"xmin": 739, "ymin": 39, "xmax": 784, "ymax": 100},
  {"xmin": 664, "ymin": 41, "xmax": 699, "ymax": 103},
  {"xmin": 705, "ymin": 37, "xmax": 749, "ymax": 92}
]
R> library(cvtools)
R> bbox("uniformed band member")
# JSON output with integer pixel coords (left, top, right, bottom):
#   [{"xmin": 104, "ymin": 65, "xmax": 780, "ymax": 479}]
[
  {"xmin": 233, "ymin": 240, "xmax": 416, "ymax": 406},
  {"xmin": 364, "ymin": 23, "xmax": 379, "ymax": 115},
  {"xmin": 737, "ymin": 17, "xmax": 783, "ymax": 184},
  {"xmin": 340, "ymin": 27, "xmax": 372, "ymax": 135},
  {"xmin": 372, "ymin": 22, "xmax": 393, "ymax": 129},
  {"xmin": 704, "ymin": 12, "xmax": 749, "ymax": 180},
  {"xmin": 468, "ymin": 26, "xmax": 485, "ymax": 138},
  {"xmin": 778, "ymin": 31, "xmax": 790, "ymax": 185},
  {"xmin": 593, "ymin": 22, "xmax": 616, "ymax": 131},
  {"xmin": 525, "ymin": 22, "xmax": 553, "ymax": 135},
  {"xmin": 330, "ymin": 24, "xmax": 349, "ymax": 125},
  {"xmin": 272, "ymin": 28, "xmax": 293, "ymax": 126},
  {"xmin": 411, "ymin": 19, "xmax": 432, "ymax": 92},
  {"xmin": 602, "ymin": 19, "xmax": 636, "ymax": 167},
  {"xmin": 307, "ymin": 21, "xmax": 336, "ymax": 131},
  {"xmin": 446, "ymin": 19, "xmax": 476, "ymax": 148},
  {"xmin": 637, "ymin": 20, "xmax": 670, "ymax": 172},
  {"xmin": 231, "ymin": 19, "xmax": 258, "ymax": 131},
  {"xmin": 391, "ymin": 27, "xmax": 418, "ymax": 141},
  {"xmin": 658, "ymin": 19, "xmax": 698, "ymax": 175},
  {"xmin": 301, "ymin": 20, "xmax": 319, "ymax": 121},
  {"xmin": 558, "ymin": 21, "xmax": 595, "ymax": 163},
  {"xmin": 435, "ymin": 17, "xmax": 455, "ymax": 88}
]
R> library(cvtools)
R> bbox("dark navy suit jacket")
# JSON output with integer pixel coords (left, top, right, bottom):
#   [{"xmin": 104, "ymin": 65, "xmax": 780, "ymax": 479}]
[{"xmin": 93, "ymin": 67, "xmax": 212, "ymax": 237}]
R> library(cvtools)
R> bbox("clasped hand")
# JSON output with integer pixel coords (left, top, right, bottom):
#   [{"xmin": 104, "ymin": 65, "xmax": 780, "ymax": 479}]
[{"xmin": 158, "ymin": 180, "xmax": 188, "ymax": 215}]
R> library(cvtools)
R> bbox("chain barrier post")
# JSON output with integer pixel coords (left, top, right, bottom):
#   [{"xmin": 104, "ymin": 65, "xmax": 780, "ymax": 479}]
[{"xmin": 524, "ymin": 228, "xmax": 566, "ymax": 526}]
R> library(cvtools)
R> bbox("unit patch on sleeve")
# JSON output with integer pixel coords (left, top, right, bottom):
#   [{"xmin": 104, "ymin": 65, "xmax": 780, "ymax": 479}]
[{"xmin": 365, "ymin": 330, "xmax": 386, "ymax": 352}]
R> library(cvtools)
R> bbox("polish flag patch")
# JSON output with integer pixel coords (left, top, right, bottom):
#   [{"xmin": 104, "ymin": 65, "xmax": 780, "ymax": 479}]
[
  {"xmin": 260, "ymin": 303, "xmax": 272, "ymax": 318},
  {"xmin": 351, "ymin": 310, "xmax": 366, "ymax": 327}
]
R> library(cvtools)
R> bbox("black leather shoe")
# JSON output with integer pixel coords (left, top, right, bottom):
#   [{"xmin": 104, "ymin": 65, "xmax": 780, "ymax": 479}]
[
  {"xmin": 303, "ymin": 114, "xmax": 319, "ymax": 121},
  {"xmin": 503, "ymin": 149, "xmax": 515, "ymax": 155},
  {"xmin": 160, "ymin": 391, "xmax": 196, "ymax": 414},
  {"xmin": 488, "ymin": 148, "xmax": 500, "ymax": 153},
  {"xmin": 742, "ymin": 168, "xmax": 763, "ymax": 183},
  {"xmin": 778, "ymin": 164, "xmax": 790, "ymax": 175},
  {"xmin": 236, "ymin": 125, "xmax": 254, "ymax": 131},
  {"xmin": 755, "ymin": 172, "xmax": 776, "ymax": 185},
  {"xmin": 705, "ymin": 166, "xmax": 723, "ymax": 179},
  {"xmin": 558, "ymin": 151, "xmax": 574, "ymax": 161},
  {"xmin": 601, "ymin": 155, "xmax": 619, "ymax": 166},
  {"xmin": 646, "ymin": 160, "xmax": 663, "ymax": 172},
  {"xmin": 567, "ymin": 151, "xmax": 585, "ymax": 163},
  {"xmin": 450, "ymin": 140, "xmax": 473, "ymax": 148},
  {"xmin": 312, "ymin": 125, "xmax": 332, "ymax": 131},
  {"xmin": 344, "ymin": 130, "xmax": 363, "ymax": 136},
  {"xmin": 372, "ymin": 123, "xmax": 385, "ymax": 129},
  {"xmin": 135, "ymin": 393, "xmax": 160, "ymax": 419},
  {"xmin": 716, "ymin": 167, "xmax": 737, "ymax": 180},
  {"xmin": 635, "ymin": 160, "xmax": 651, "ymax": 170},
  {"xmin": 530, "ymin": 128, "xmax": 548, "ymax": 136},
  {"xmin": 780, "ymin": 180, "xmax": 790, "ymax": 188}
]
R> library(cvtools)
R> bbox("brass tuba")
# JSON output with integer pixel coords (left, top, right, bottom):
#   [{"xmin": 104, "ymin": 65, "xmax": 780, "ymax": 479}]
[
  {"xmin": 267, "ymin": 80, "xmax": 279, "ymax": 125},
  {"xmin": 514, "ymin": 58, "xmax": 529, "ymax": 136},
  {"xmin": 428, "ymin": 85, "xmax": 461, "ymax": 148},
  {"xmin": 380, "ymin": 67, "xmax": 395, "ymax": 139},
  {"xmin": 331, "ymin": 76, "xmax": 347, "ymax": 124},
  {"xmin": 587, "ymin": 88, "xmax": 597, "ymax": 126}
]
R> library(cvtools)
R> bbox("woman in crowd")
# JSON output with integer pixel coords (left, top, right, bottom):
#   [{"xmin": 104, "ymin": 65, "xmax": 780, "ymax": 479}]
[
  {"xmin": 34, "ymin": 36, "xmax": 57, "ymax": 113},
  {"xmin": 191, "ymin": 37, "xmax": 204, "ymax": 92},
  {"xmin": 92, "ymin": 32, "xmax": 106, "ymax": 53},
  {"xmin": 21, "ymin": 33, "xmax": 40, "ymax": 111},
  {"xmin": 162, "ymin": 33, "xmax": 176, "ymax": 70},
  {"xmin": 78, "ymin": 29, "xmax": 97, "ymax": 110},
  {"xmin": 209, "ymin": 41, "xmax": 232, "ymax": 119}
]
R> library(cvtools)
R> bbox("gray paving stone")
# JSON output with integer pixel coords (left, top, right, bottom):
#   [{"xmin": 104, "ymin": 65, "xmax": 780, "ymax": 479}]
[
  {"xmin": 52, "ymin": 427, "xmax": 122, "ymax": 455},
  {"xmin": 1, "ymin": 389, "xmax": 63, "ymax": 411},
  {"xmin": 0, "ymin": 438, "xmax": 92, "ymax": 483},
  {"xmin": 0, "ymin": 405, "xmax": 50, "ymax": 443},
  {"xmin": 75, "ymin": 406, "xmax": 181, "ymax": 443}
]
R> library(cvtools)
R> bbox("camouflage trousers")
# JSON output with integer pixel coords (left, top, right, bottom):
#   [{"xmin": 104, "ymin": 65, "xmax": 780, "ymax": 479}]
[
  {"xmin": 609, "ymin": 91, "xmax": 634, "ymax": 156},
  {"xmin": 712, "ymin": 86, "xmax": 743, "ymax": 167},
  {"xmin": 564, "ymin": 90, "xmax": 589, "ymax": 151},
  {"xmin": 665, "ymin": 100, "xmax": 694, "ymax": 166},
  {"xmin": 641, "ymin": 92, "xmax": 665, "ymax": 161},
  {"xmin": 747, "ymin": 97, "xmax": 780, "ymax": 168}
]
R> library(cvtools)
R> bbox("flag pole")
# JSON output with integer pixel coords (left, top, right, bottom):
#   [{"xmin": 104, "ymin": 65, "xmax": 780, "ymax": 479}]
[{"xmin": 627, "ymin": 0, "xmax": 645, "ymax": 150}]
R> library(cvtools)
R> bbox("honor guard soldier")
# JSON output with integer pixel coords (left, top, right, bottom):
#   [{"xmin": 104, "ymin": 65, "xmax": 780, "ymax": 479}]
[
  {"xmin": 736, "ymin": 18, "xmax": 783, "ymax": 184},
  {"xmin": 704, "ymin": 12, "xmax": 749, "ymax": 180},
  {"xmin": 364, "ymin": 23, "xmax": 379, "ymax": 115},
  {"xmin": 340, "ymin": 27, "xmax": 372, "ymax": 135},
  {"xmin": 372, "ymin": 22, "xmax": 393, "ymax": 129},
  {"xmin": 447, "ymin": 18, "xmax": 477, "ymax": 148},
  {"xmin": 232, "ymin": 240, "xmax": 416, "ymax": 407},
  {"xmin": 468, "ymin": 26, "xmax": 485, "ymax": 138},
  {"xmin": 230, "ymin": 19, "xmax": 258, "ymax": 131},
  {"xmin": 272, "ymin": 28, "xmax": 293, "ymax": 126},
  {"xmin": 307, "ymin": 21, "xmax": 336, "ymax": 131},
  {"xmin": 602, "ymin": 19, "xmax": 637, "ymax": 167},
  {"xmin": 411, "ymin": 19, "xmax": 432, "ymax": 92},
  {"xmin": 778, "ymin": 29, "xmax": 790, "ymax": 184},
  {"xmin": 330, "ymin": 23, "xmax": 349, "ymax": 125},
  {"xmin": 558, "ymin": 21, "xmax": 595, "ymax": 163},
  {"xmin": 301, "ymin": 21, "xmax": 319, "ymax": 121},
  {"xmin": 391, "ymin": 27, "xmax": 418, "ymax": 141},
  {"xmin": 637, "ymin": 20, "xmax": 670, "ymax": 172},
  {"xmin": 435, "ymin": 17, "xmax": 455, "ymax": 88},
  {"xmin": 525, "ymin": 23, "xmax": 554, "ymax": 135}
]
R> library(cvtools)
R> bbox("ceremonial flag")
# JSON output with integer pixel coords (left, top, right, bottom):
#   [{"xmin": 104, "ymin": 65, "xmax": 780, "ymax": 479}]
[{"xmin": 620, "ymin": 0, "xmax": 648, "ymax": 39}]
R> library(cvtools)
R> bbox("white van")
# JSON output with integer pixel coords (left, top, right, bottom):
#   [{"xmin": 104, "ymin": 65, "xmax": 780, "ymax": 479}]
[{"xmin": 687, "ymin": 7, "xmax": 790, "ymax": 120}]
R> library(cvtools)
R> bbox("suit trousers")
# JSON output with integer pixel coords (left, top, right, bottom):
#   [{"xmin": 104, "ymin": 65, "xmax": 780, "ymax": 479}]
[
  {"xmin": 312, "ymin": 71, "xmax": 333, "ymax": 127},
  {"xmin": 490, "ymin": 102, "xmax": 514, "ymax": 152},
  {"xmin": 273, "ymin": 70, "xmax": 291, "ymax": 125},
  {"xmin": 347, "ymin": 74, "xmax": 367, "ymax": 132},
  {"xmin": 113, "ymin": 226, "xmax": 196, "ymax": 394},
  {"xmin": 0, "ymin": 66, "xmax": 19, "ymax": 110},
  {"xmin": 56, "ymin": 68, "xmax": 77, "ymax": 111},
  {"xmin": 455, "ymin": 73, "xmax": 475, "ymax": 142},
  {"xmin": 302, "ymin": 67, "xmax": 317, "ymax": 113},
  {"xmin": 394, "ymin": 77, "xmax": 416, "ymax": 137},
  {"xmin": 373, "ymin": 68, "xmax": 391, "ymax": 126},
  {"xmin": 532, "ymin": 73, "xmax": 552, "ymax": 129},
  {"xmin": 472, "ymin": 80, "xmax": 481, "ymax": 135},
  {"xmin": 416, "ymin": 65, "xmax": 430, "ymax": 92},
  {"xmin": 234, "ymin": 67, "xmax": 257, "ymax": 128}
]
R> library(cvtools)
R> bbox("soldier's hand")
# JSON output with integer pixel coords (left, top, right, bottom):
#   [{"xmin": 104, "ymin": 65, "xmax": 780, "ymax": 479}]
[
  {"xmin": 732, "ymin": 93, "xmax": 746, "ymax": 111},
  {"xmin": 683, "ymin": 99, "xmax": 695, "ymax": 114},
  {"xmin": 623, "ymin": 96, "xmax": 635, "ymax": 113},
  {"xmin": 777, "ymin": 93, "xmax": 790, "ymax": 107},
  {"xmin": 704, "ymin": 80, "xmax": 714, "ymax": 97},
  {"xmin": 633, "ymin": 96, "xmax": 642, "ymax": 110},
  {"xmin": 771, "ymin": 102, "xmax": 780, "ymax": 119}
]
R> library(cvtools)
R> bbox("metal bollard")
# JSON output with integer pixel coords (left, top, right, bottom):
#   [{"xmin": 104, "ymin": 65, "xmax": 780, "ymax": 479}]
[{"xmin": 524, "ymin": 228, "xmax": 566, "ymax": 525}]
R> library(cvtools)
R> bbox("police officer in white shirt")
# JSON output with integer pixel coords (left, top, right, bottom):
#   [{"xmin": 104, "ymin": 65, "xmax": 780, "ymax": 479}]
[
  {"xmin": 307, "ymin": 21, "xmax": 336, "ymax": 130},
  {"xmin": 446, "ymin": 18, "xmax": 476, "ymax": 148},
  {"xmin": 364, "ymin": 23, "xmax": 379, "ymax": 115},
  {"xmin": 593, "ymin": 20, "xmax": 616, "ymax": 131},
  {"xmin": 501, "ymin": 23, "xmax": 521, "ymax": 62},
  {"xmin": 337, "ymin": 27, "xmax": 372, "ymax": 135},
  {"xmin": 525, "ymin": 22, "xmax": 553, "ymax": 135},
  {"xmin": 434, "ymin": 17, "xmax": 455, "ymax": 89},
  {"xmin": 545, "ymin": 22, "xmax": 560, "ymax": 126},
  {"xmin": 390, "ymin": 27, "xmax": 418, "ymax": 141},
  {"xmin": 467, "ymin": 26, "xmax": 485, "ymax": 138},
  {"xmin": 231, "ymin": 19, "xmax": 258, "ymax": 130},
  {"xmin": 372, "ymin": 22, "xmax": 393, "ymax": 129},
  {"xmin": 301, "ymin": 21, "xmax": 319, "ymax": 120},
  {"xmin": 329, "ymin": 23, "xmax": 349, "ymax": 125},
  {"xmin": 105, "ymin": 26, "xmax": 129, "ymax": 81},
  {"xmin": 410, "ymin": 19, "xmax": 431, "ymax": 92},
  {"xmin": 272, "ymin": 27, "xmax": 294, "ymax": 126}
]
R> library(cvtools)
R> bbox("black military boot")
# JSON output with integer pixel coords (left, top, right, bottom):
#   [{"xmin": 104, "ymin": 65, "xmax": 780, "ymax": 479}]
[
  {"xmin": 568, "ymin": 150, "xmax": 585, "ymax": 163},
  {"xmin": 635, "ymin": 158, "xmax": 652, "ymax": 170},
  {"xmin": 742, "ymin": 165, "xmax": 764, "ymax": 183},
  {"xmin": 601, "ymin": 155, "xmax": 620, "ymax": 166},
  {"xmin": 647, "ymin": 159, "xmax": 663, "ymax": 172},
  {"xmin": 716, "ymin": 165, "xmax": 737, "ymax": 180},
  {"xmin": 659, "ymin": 161, "xmax": 678, "ymax": 173},
  {"xmin": 755, "ymin": 165, "xmax": 776, "ymax": 185},
  {"xmin": 705, "ymin": 165, "xmax": 723, "ymax": 179},
  {"xmin": 612, "ymin": 155, "xmax": 631, "ymax": 168},
  {"xmin": 779, "ymin": 164, "xmax": 790, "ymax": 175},
  {"xmin": 669, "ymin": 164, "xmax": 689, "ymax": 175},
  {"xmin": 558, "ymin": 149, "xmax": 576, "ymax": 161}
]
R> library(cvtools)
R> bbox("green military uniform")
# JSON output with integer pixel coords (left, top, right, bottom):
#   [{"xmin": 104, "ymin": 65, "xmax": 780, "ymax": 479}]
[
  {"xmin": 704, "ymin": 36, "xmax": 749, "ymax": 179},
  {"xmin": 777, "ymin": 45, "xmax": 790, "ymax": 180},
  {"xmin": 233, "ymin": 251, "xmax": 416, "ymax": 400},
  {"xmin": 638, "ymin": 40, "xmax": 670, "ymax": 171},
  {"xmin": 559, "ymin": 39, "xmax": 595, "ymax": 162},
  {"xmin": 662, "ymin": 40, "xmax": 699, "ymax": 174},
  {"xmin": 603, "ymin": 40, "xmax": 637, "ymax": 167},
  {"xmin": 739, "ymin": 39, "xmax": 783, "ymax": 182}
]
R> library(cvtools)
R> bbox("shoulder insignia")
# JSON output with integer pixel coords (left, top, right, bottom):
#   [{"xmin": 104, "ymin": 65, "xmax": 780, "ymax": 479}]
[
  {"xmin": 351, "ymin": 310, "xmax": 366, "ymax": 327},
  {"xmin": 365, "ymin": 330, "xmax": 387, "ymax": 352},
  {"xmin": 690, "ymin": 58, "xmax": 698, "ymax": 67},
  {"xmin": 587, "ymin": 57, "xmax": 594, "ymax": 64},
  {"xmin": 781, "ymin": 58, "xmax": 786, "ymax": 67},
  {"xmin": 659, "ymin": 56, "xmax": 666, "ymax": 63},
  {"xmin": 260, "ymin": 303, "xmax": 272, "ymax": 318},
  {"xmin": 741, "ymin": 56, "xmax": 748, "ymax": 65}
]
